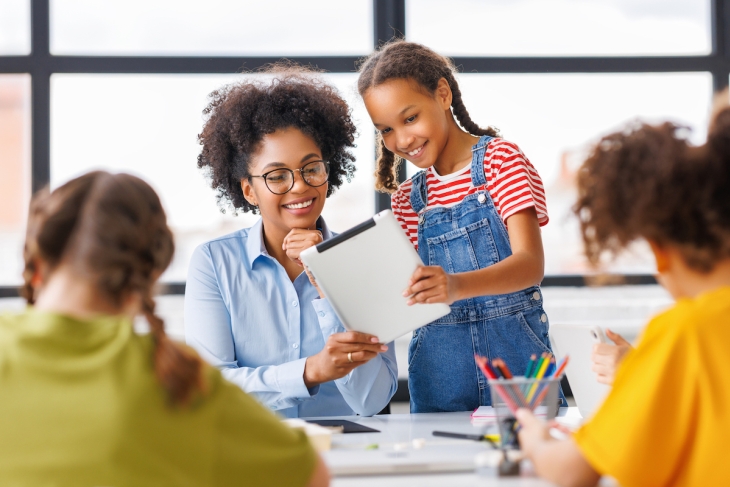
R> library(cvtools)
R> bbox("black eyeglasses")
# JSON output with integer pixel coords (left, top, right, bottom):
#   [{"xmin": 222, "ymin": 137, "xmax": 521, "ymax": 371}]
[{"xmin": 249, "ymin": 160, "xmax": 330, "ymax": 195}]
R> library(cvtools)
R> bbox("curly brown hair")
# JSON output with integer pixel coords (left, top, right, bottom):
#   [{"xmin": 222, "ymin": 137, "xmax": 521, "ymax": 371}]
[
  {"xmin": 357, "ymin": 40, "xmax": 500, "ymax": 193},
  {"xmin": 197, "ymin": 67, "xmax": 357, "ymax": 214},
  {"xmin": 22, "ymin": 171, "xmax": 205, "ymax": 406},
  {"xmin": 574, "ymin": 104, "xmax": 730, "ymax": 272}
]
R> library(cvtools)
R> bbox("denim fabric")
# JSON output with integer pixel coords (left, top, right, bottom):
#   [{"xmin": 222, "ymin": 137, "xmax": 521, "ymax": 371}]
[{"xmin": 408, "ymin": 135, "xmax": 563, "ymax": 413}]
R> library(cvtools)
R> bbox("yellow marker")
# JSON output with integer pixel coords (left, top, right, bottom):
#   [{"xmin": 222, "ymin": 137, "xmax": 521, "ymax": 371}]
[{"xmin": 526, "ymin": 354, "xmax": 552, "ymax": 403}]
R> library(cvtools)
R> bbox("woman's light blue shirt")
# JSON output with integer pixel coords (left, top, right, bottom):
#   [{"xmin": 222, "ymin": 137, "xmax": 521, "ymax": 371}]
[{"xmin": 184, "ymin": 218, "xmax": 398, "ymax": 418}]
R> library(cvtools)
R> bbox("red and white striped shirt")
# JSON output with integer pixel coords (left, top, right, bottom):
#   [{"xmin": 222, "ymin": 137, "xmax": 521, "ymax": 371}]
[{"xmin": 391, "ymin": 139, "xmax": 548, "ymax": 248}]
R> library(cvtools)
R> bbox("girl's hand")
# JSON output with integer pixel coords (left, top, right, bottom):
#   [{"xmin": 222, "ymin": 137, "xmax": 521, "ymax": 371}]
[
  {"xmin": 283, "ymin": 228, "xmax": 323, "ymax": 266},
  {"xmin": 402, "ymin": 266, "xmax": 460, "ymax": 305},
  {"xmin": 303, "ymin": 332, "xmax": 388, "ymax": 388},
  {"xmin": 591, "ymin": 329, "xmax": 632, "ymax": 385},
  {"xmin": 516, "ymin": 408, "xmax": 551, "ymax": 458}
]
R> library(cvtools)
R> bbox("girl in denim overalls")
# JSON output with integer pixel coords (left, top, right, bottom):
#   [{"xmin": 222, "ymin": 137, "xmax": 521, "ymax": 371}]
[{"xmin": 358, "ymin": 41, "xmax": 564, "ymax": 412}]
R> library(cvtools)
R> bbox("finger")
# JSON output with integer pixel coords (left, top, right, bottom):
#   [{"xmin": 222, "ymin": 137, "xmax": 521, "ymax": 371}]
[
  {"xmin": 595, "ymin": 374, "xmax": 613, "ymax": 385},
  {"xmin": 408, "ymin": 288, "xmax": 444, "ymax": 305},
  {"xmin": 591, "ymin": 352, "xmax": 613, "ymax": 367},
  {"xmin": 515, "ymin": 408, "xmax": 541, "ymax": 428},
  {"xmin": 606, "ymin": 329, "xmax": 631, "ymax": 347},
  {"xmin": 347, "ymin": 350, "xmax": 380, "ymax": 363},
  {"xmin": 592, "ymin": 343, "xmax": 615, "ymax": 355},
  {"xmin": 406, "ymin": 277, "xmax": 439, "ymax": 296},
  {"xmin": 334, "ymin": 331, "xmax": 382, "ymax": 344}
]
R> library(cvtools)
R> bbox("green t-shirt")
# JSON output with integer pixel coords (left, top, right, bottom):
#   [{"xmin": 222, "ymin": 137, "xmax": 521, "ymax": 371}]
[{"xmin": 0, "ymin": 309, "xmax": 316, "ymax": 486}]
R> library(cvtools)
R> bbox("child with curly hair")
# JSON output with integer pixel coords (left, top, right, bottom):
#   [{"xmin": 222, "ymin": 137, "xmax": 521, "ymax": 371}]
[
  {"xmin": 185, "ymin": 68, "xmax": 397, "ymax": 418},
  {"xmin": 517, "ymin": 99, "xmax": 730, "ymax": 487}
]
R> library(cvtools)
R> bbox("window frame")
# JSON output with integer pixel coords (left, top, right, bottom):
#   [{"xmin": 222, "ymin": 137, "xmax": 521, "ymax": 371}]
[{"xmin": 1, "ymin": 0, "xmax": 728, "ymax": 296}]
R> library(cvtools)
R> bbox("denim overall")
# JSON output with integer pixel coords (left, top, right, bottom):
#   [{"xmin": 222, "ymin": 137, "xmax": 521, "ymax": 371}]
[{"xmin": 407, "ymin": 135, "xmax": 562, "ymax": 413}]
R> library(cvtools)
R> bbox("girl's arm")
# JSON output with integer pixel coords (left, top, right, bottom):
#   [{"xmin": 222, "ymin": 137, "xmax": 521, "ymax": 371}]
[
  {"xmin": 516, "ymin": 409, "xmax": 600, "ymax": 487},
  {"xmin": 404, "ymin": 207, "xmax": 544, "ymax": 304}
]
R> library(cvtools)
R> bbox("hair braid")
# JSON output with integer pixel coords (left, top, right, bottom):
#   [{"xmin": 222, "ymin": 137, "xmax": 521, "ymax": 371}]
[
  {"xmin": 375, "ymin": 134, "xmax": 401, "ymax": 193},
  {"xmin": 445, "ymin": 72, "xmax": 499, "ymax": 138},
  {"xmin": 143, "ymin": 294, "xmax": 206, "ymax": 406}
]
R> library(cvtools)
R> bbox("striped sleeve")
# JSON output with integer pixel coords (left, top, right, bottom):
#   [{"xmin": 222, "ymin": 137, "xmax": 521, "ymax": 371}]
[
  {"xmin": 390, "ymin": 179, "xmax": 420, "ymax": 248},
  {"xmin": 485, "ymin": 140, "xmax": 549, "ymax": 227}
]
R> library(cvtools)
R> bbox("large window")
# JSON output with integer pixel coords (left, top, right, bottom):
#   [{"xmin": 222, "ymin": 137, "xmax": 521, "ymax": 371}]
[
  {"xmin": 1, "ymin": 0, "xmax": 729, "ymax": 293},
  {"xmin": 50, "ymin": 73, "xmax": 374, "ymax": 281},
  {"xmin": 0, "ymin": 75, "xmax": 31, "ymax": 286}
]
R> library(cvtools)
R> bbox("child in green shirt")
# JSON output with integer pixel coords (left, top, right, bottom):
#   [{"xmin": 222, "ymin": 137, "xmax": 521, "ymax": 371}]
[{"xmin": 0, "ymin": 170, "xmax": 328, "ymax": 486}]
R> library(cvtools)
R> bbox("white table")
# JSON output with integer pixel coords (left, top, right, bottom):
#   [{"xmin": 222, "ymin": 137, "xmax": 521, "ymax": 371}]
[{"xmin": 311, "ymin": 410, "xmax": 583, "ymax": 487}]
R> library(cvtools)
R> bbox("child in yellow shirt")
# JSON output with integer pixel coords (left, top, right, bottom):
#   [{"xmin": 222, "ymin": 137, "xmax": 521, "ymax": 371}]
[{"xmin": 517, "ymin": 100, "xmax": 730, "ymax": 487}]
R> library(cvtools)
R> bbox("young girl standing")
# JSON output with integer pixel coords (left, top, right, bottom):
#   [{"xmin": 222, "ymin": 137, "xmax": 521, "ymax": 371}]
[{"xmin": 358, "ymin": 41, "xmax": 560, "ymax": 413}]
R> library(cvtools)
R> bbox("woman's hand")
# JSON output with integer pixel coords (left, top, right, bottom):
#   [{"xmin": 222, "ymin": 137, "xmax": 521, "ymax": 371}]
[
  {"xmin": 402, "ymin": 265, "xmax": 461, "ymax": 305},
  {"xmin": 303, "ymin": 332, "xmax": 388, "ymax": 388},
  {"xmin": 283, "ymin": 228, "xmax": 323, "ymax": 266},
  {"xmin": 591, "ymin": 329, "xmax": 632, "ymax": 385}
]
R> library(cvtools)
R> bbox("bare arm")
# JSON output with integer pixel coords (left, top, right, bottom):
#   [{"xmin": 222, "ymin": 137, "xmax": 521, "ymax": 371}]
[
  {"xmin": 517, "ymin": 409, "xmax": 600, "ymax": 487},
  {"xmin": 305, "ymin": 455, "xmax": 330, "ymax": 487},
  {"xmin": 404, "ymin": 207, "xmax": 545, "ymax": 304}
]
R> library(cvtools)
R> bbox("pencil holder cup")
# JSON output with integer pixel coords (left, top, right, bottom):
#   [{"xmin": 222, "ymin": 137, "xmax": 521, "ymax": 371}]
[{"xmin": 488, "ymin": 377, "xmax": 561, "ymax": 450}]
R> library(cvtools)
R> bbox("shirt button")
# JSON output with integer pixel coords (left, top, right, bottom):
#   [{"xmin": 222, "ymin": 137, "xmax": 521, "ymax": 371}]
[
  {"xmin": 532, "ymin": 291, "xmax": 541, "ymax": 301},
  {"xmin": 540, "ymin": 313, "xmax": 548, "ymax": 323},
  {"xmin": 292, "ymin": 344, "xmax": 299, "ymax": 349},
  {"xmin": 477, "ymin": 193, "xmax": 486, "ymax": 204},
  {"xmin": 318, "ymin": 311, "xmax": 325, "ymax": 317},
  {"xmin": 292, "ymin": 301, "xmax": 298, "ymax": 307}
]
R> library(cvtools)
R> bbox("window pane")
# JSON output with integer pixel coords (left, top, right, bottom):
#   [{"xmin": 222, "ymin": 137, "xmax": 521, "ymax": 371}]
[
  {"xmin": 407, "ymin": 72, "xmax": 712, "ymax": 274},
  {"xmin": 0, "ymin": 0, "xmax": 31, "ymax": 54},
  {"xmin": 407, "ymin": 0, "xmax": 711, "ymax": 56},
  {"xmin": 50, "ymin": 74, "xmax": 374, "ymax": 282},
  {"xmin": 51, "ymin": 0, "xmax": 372, "ymax": 56},
  {"xmin": 0, "ymin": 75, "xmax": 32, "ymax": 285}
]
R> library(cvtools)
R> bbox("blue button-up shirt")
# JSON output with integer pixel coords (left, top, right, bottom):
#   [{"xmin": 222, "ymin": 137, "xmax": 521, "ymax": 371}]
[{"xmin": 184, "ymin": 218, "xmax": 398, "ymax": 418}]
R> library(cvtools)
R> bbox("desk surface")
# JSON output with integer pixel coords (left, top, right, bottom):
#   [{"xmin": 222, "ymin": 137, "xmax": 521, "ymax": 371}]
[{"xmin": 312, "ymin": 410, "xmax": 582, "ymax": 487}]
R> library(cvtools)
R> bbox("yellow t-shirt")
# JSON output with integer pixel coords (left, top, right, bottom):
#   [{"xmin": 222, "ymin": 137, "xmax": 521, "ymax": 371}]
[
  {"xmin": 573, "ymin": 286, "xmax": 730, "ymax": 487},
  {"xmin": 0, "ymin": 309, "xmax": 316, "ymax": 486}
]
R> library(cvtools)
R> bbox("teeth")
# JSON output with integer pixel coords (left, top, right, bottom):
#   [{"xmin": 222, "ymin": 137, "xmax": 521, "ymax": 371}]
[
  {"xmin": 408, "ymin": 145, "xmax": 424, "ymax": 156},
  {"xmin": 284, "ymin": 199, "xmax": 314, "ymax": 209}
]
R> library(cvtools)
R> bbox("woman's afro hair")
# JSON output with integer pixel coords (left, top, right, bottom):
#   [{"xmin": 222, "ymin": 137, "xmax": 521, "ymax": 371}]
[{"xmin": 197, "ymin": 67, "xmax": 357, "ymax": 214}]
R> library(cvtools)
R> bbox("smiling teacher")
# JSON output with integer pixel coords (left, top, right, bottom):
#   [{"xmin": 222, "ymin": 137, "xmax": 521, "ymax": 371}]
[{"xmin": 184, "ymin": 69, "xmax": 398, "ymax": 418}]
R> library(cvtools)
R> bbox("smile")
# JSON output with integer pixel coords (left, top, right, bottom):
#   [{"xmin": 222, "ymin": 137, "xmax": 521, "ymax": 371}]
[
  {"xmin": 407, "ymin": 143, "xmax": 426, "ymax": 157},
  {"xmin": 283, "ymin": 199, "xmax": 314, "ymax": 209}
]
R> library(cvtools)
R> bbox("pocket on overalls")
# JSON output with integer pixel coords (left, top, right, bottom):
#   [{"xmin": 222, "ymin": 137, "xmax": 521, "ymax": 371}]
[
  {"xmin": 425, "ymin": 219, "xmax": 500, "ymax": 272},
  {"xmin": 516, "ymin": 309, "xmax": 551, "ymax": 353},
  {"xmin": 407, "ymin": 326, "xmax": 426, "ymax": 370}
]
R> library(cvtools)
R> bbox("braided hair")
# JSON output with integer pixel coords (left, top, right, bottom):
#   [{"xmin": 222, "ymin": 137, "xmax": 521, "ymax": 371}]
[
  {"xmin": 358, "ymin": 40, "xmax": 499, "ymax": 192},
  {"xmin": 22, "ymin": 171, "xmax": 205, "ymax": 406}
]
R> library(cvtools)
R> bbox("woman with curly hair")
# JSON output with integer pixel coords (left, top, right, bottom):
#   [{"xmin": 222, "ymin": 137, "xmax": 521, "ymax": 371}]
[
  {"xmin": 517, "ymin": 99, "xmax": 730, "ymax": 487},
  {"xmin": 185, "ymin": 69, "xmax": 398, "ymax": 418}
]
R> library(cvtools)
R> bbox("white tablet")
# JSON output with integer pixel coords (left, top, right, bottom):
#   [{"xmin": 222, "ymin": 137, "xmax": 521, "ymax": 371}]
[
  {"xmin": 549, "ymin": 324, "xmax": 611, "ymax": 419},
  {"xmin": 300, "ymin": 210, "xmax": 451, "ymax": 344}
]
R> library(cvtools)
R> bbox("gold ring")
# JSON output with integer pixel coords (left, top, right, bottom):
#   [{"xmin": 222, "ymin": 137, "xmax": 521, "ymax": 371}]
[{"xmin": 347, "ymin": 352, "xmax": 353, "ymax": 363}]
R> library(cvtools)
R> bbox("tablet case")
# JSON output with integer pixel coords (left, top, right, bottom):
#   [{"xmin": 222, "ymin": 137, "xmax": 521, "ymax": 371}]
[
  {"xmin": 549, "ymin": 323, "xmax": 612, "ymax": 419},
  {"xmin": 300, "ymin": 210, "xmax": 450, "ymax": 344}
]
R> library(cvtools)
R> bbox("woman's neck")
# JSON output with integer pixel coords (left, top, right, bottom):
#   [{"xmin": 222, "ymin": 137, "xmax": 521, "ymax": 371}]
[
  {"xmin": 33, "ymin": 266, "xmax": 130, "ymax": 320},
  {"xmin": 260, "ymin": 221, "xmax": 308, "ymax": 282},
  {"xmin": 433, "ymin": 117, "xmax": 481, "ymax": 176}
]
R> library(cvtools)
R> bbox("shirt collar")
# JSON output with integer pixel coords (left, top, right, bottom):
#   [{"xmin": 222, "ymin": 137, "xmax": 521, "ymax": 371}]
[{"xmin": 245, "ymin": 217, "xmax": 333, "ymax": 269}]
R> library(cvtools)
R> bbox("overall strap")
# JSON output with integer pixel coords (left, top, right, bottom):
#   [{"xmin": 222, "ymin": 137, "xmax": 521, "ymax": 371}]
[
  {"xmin": 469, "ymin": 135, "xmax": 493, "ymax": 187},
  {"xmin": 409, "ymin": 170, "xmax": 428, "ymax": 214}
]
